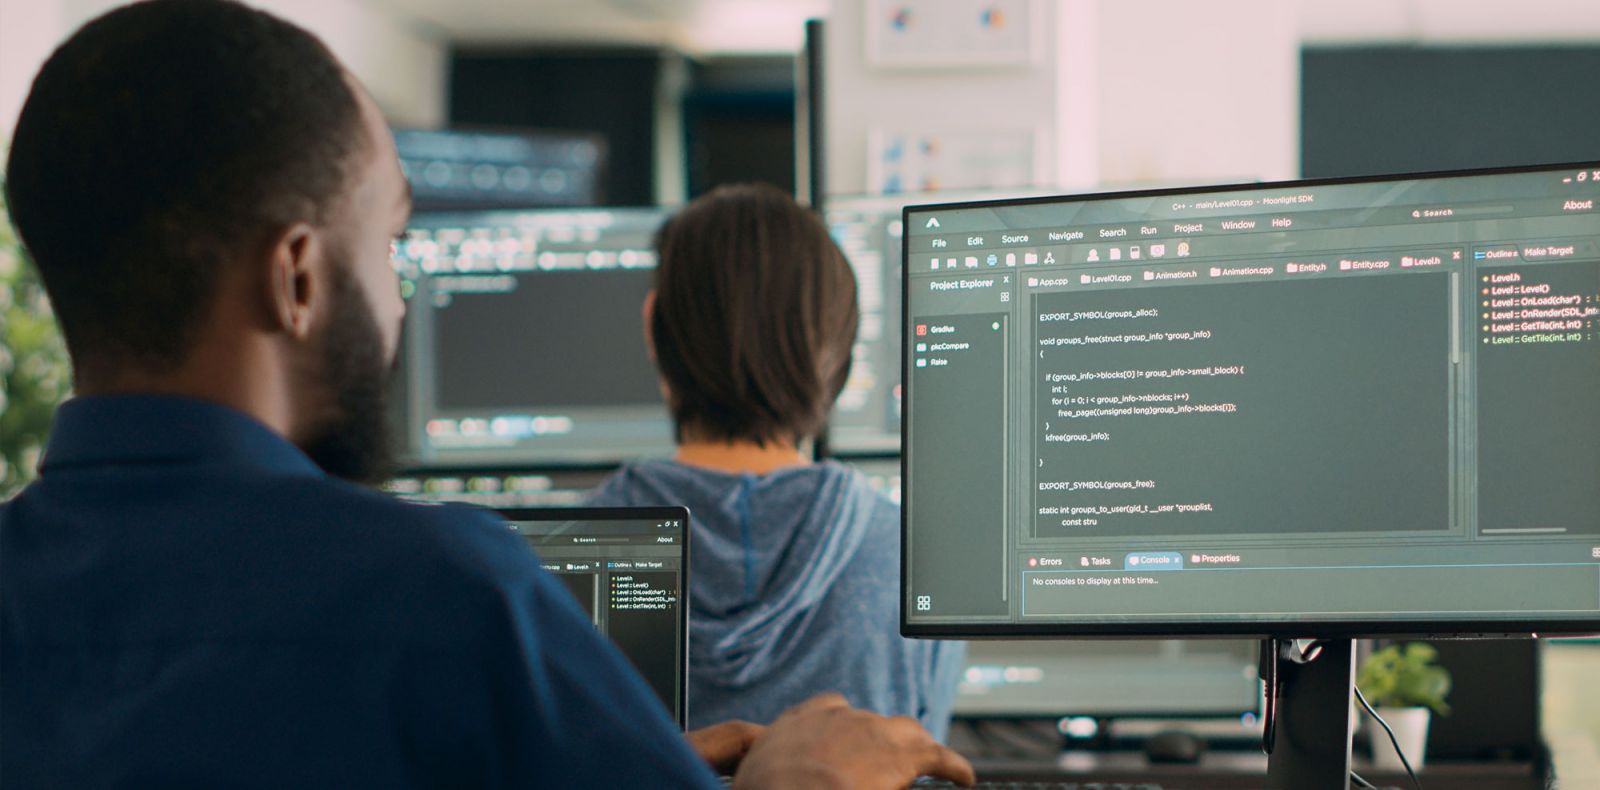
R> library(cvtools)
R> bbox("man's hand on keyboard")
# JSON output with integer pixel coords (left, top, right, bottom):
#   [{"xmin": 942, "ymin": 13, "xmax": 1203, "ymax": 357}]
[
  {"xmin": 688, "ymin": 720, "xmax": 766, "ymax": 775},
  {"xmin": 731, "ymin": 693, "xmax": 976, "ymax": 790}
]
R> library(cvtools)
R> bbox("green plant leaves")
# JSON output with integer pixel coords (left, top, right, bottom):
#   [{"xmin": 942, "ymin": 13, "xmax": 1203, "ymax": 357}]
[
  {"xmin": 0, "ymin": 155, "xmax": 73, "ymax": 498},
  {"xmin": 1357, "ymin": 642, "xmax": 1453, "ymax": 716}
]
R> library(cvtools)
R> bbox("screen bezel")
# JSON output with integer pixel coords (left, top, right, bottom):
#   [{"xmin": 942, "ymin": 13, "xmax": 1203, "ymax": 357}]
[
  {"xmin": 497, "ymin": 506, "xmax": 691, "ymax": 727},
  {"xmin": 899, "ymin": 160, "xmax": 1600, "ymax": 640}
]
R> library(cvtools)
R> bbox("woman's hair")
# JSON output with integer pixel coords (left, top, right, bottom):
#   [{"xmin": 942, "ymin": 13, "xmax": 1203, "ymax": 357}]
[{"xmin": 650, "ymin": 183, "xmax": 859, "ymax": 446}]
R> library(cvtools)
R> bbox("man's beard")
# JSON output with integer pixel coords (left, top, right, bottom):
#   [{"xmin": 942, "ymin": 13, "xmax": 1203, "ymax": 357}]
[{"xmin": 301, "ymin": 265, "xmax": 399, "ymax": 485}]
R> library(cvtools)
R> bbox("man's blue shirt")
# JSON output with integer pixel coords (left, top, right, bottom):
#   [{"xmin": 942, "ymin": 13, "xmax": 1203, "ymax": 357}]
[{"xmin": 0, "ymin": 395, "xmax": 719, "ymax": 788}]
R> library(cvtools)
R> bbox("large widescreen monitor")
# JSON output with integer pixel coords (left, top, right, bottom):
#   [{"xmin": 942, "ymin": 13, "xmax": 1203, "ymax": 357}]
[
  {"xmin": 901, "ymin": 162, "xmax": 1600, "ymax": 640},
  {"xmin": 391, "ymin": 208, "xmax": 673, "ymax": 467}
]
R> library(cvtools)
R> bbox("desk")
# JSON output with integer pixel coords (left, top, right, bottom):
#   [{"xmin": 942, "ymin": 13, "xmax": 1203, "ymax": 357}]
[{"xmin": 967, "ymin": 752, "xmax": 1544, "ymax": 790}]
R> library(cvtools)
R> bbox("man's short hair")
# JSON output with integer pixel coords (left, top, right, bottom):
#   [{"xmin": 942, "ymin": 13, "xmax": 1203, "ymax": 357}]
[
  {"xmin": 4, "ymin": 0, "xmax": 365, "ymax": 374},
  {"xmin": 650, "ymin": 183, "xmax": 859, "ymax": 446}
]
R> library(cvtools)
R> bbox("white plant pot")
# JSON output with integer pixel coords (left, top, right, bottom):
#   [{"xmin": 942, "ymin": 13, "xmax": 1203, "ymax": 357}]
[{"xmin": 1369, "ymin": 706, "xmax": 1431, "ymax": 771}]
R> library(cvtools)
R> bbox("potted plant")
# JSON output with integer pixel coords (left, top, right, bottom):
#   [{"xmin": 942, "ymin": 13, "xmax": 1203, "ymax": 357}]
[{"xmin": 1356, "ymin": 642, "xmax": 1452, "ymax": 771}]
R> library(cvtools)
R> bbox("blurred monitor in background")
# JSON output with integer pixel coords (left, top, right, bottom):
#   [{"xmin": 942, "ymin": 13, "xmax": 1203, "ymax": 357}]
[
  {"xmin": 389, "ymin": 208, "xmax": 672, "ymax": 468},
  {"xmin": 393, "ymin": 128, "xmax": 606, "ymax": 211}
]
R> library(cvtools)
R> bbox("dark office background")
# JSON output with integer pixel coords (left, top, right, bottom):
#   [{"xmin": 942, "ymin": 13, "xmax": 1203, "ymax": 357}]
[
  {"xmin": 450, "ymin": 50, "xmax": 663, "ymax": 205},
  {"xmin": 1302, "ymin": 46, "xmax": 1600, "ymax": 178},
  {"xmin": 680, "ymin": 57, "xmax": 796, "ymax": 197},
  {"xmin": 449, "ymin": 50, "xmax": 796, "ymax": 203}
]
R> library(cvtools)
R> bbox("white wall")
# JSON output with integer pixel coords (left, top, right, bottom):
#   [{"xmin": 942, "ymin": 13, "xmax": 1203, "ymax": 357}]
[
  {"xmin": 824, "ymin": 0, "xmax": 1299, "ymax": 196},
  {"xmin": 1092, "ymin": 0, "xmax": 1299, "ymax": 185},
  {"xmin": 824, "ymin": 0, "xmax": 1076, "ymax": 195},
  {"xmin": 0, "ymin": 1, "xmax": 69, "ymax": 143},
  {"xmin": 0, "ymin": 0, "xmax": 448, "ymax": 144},
  {"xmin": 259, "ymin": 0, "xmax": 448, "ymax": 128}
]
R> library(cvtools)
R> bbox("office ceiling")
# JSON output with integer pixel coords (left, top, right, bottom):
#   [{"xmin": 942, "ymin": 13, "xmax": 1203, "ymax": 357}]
[{"xmin": 368, "ymin": 0, "xmax": 1600, "ymax": 53}]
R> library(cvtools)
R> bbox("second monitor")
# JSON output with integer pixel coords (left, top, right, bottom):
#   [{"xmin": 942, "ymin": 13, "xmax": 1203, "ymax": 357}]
[{"xmin": 392, "ymin": 208, "xmax": 674, "ymax": 467}]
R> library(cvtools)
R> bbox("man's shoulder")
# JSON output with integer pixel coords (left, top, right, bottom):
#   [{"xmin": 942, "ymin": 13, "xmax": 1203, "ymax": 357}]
[
  {"xmin": 2, "ymin": 470, "xmax": 544, "ymax": 654},
  {"xmin": 260, "ymin": 475, "xmax": 533, "ymax": 583}
]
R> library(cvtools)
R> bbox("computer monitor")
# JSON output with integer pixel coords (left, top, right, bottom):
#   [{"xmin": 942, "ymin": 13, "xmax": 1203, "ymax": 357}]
[
  {"xmin": 901, "ymin": 162, "xmax": 1600, "ymax": 786},
  {"xmin": 497, "ymin": 507, "xmax": 689, "ymax": 727},
  {"xmin": 391, "ymin": 208, "xmax": 673, "ymax": 467},
  {"xmin": 836, "ymin": 457, "xmax": 1259, "ymax": 724},
  {"xmin": 955, "ymin": 639, "xmax": 1260, "ymax": 723},
  {"xmin": 384, "ymin": 466, "xmax": 613, "ymax": 508},
  {"xmin": 824, "ymin": 190, "xmax": 1063, "ymax": 457},
  {"xmin": 825, "ymin": 195, "xmax": 905, "ymax": 454},
  {"xmin": 394, "ymin": 128, "xmax": 606, "ymax": 211}
]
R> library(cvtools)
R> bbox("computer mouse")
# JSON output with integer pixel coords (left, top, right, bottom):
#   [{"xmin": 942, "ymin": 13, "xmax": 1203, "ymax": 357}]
[{"xmin": 1143, "ymin": 729, "xmax": 1207, "ymax": 764}]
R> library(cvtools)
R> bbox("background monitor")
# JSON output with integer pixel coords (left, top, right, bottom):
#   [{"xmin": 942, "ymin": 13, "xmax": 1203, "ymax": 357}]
[
  {"xmin": 824, "ymin": 194, "xmax": 906, "ymax": 455},
  {"xmin": 839, "ymin": 456, "xmax": 1261, "ymax": 725},
  {"xmin": 392, "ymin": 208, "xmax": 673, "ymax": 468},
  {"xmin": 955, "ymin": 639, "xmax": 1261, "ymax": 721},
  {"xmin": 901, "ymin": 161, "xmax": 1600, "ymax": 639},
  {"xmin": 824, "ymin": 190, "xmax": 1065, "ymax": 457},
  {"xmin": 384, "ymin": 466, "xmax": 614, "ymax": 508},
  {"xmin": 394, "ymin": 127, "xmax": 606, "ymax": 211}
]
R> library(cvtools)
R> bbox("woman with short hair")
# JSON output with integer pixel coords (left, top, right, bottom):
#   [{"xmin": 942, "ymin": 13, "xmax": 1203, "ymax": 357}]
[{"xmin": 588, "ymin": 182, "xmax": 964, "ymax": 739}]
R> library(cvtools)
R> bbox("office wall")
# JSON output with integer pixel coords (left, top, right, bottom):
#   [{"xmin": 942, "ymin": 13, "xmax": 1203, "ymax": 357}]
[
  {"xmin": 0, "ymin": 1, "xmax": 67, "ymax": 140},
  {"xmin": 263, "ymin": 0, "xmax": 447, "ymax": 128},
  {"xmin": 1093, "ymin": 0, "xmax": 1298, "ymax": 186},
  {"xmin": 823, "ymin": 0, "xmax": 1080, "ymax": 194},
  {"xmin": 823, "ymin": 0, "xmax": 1298, "ymax": 195},
  {"xmin": 0, "ymin": 0, "xmax": 448, "ymax": 140}
]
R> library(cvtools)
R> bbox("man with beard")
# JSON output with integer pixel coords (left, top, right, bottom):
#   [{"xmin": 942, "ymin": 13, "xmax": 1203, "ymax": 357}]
[{"xmin": 0, "ymin": 2, "xmax": 974, "ymax": 788}]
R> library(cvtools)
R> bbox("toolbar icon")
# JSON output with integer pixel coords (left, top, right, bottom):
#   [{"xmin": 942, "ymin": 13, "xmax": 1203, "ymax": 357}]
[
  {"xmin": 1130, "ymin": 246, "xmax": 1142, "ymax": 260},
  {"xmin": 1109, "ymin": 248, "xmax": 1122, "ymax": 261},
  {"xmin": 1150, "ymin": 243, "xmax": 1167, "ymax": 258},
  {"xmin": 1024, "ymin": 252, "xmax": 1039, "ymax": 265},
  {"xmin": 1087, "ymin": 249, "xmax": 1100, "ymax": 262}
]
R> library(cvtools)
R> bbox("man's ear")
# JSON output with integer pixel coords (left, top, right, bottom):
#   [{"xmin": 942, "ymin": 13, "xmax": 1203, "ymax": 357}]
[
  {"xmin": 641, "ymin": 289, "xmax": 658, "ymax": 362},
  {"xmin": 265, "ymin": 223, "xmax": 321, "ymax": 340}
]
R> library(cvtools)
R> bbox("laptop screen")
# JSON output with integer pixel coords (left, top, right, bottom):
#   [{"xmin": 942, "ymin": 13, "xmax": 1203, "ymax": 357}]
[{"xmin": 497, "ymin": 506, "xmax": 689, "ymax": 728}]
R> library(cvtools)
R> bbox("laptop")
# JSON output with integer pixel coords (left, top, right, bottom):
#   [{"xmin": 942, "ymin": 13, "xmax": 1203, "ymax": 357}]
[{"xmin": 496, "ymin": 506, "xmax": 690, "ymax": 729}]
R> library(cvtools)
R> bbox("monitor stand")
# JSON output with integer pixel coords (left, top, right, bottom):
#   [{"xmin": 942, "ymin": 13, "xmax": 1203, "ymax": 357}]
[{"xmin": 1262, "ymin": 638, "xmax": 1356, "ymax": 790}]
